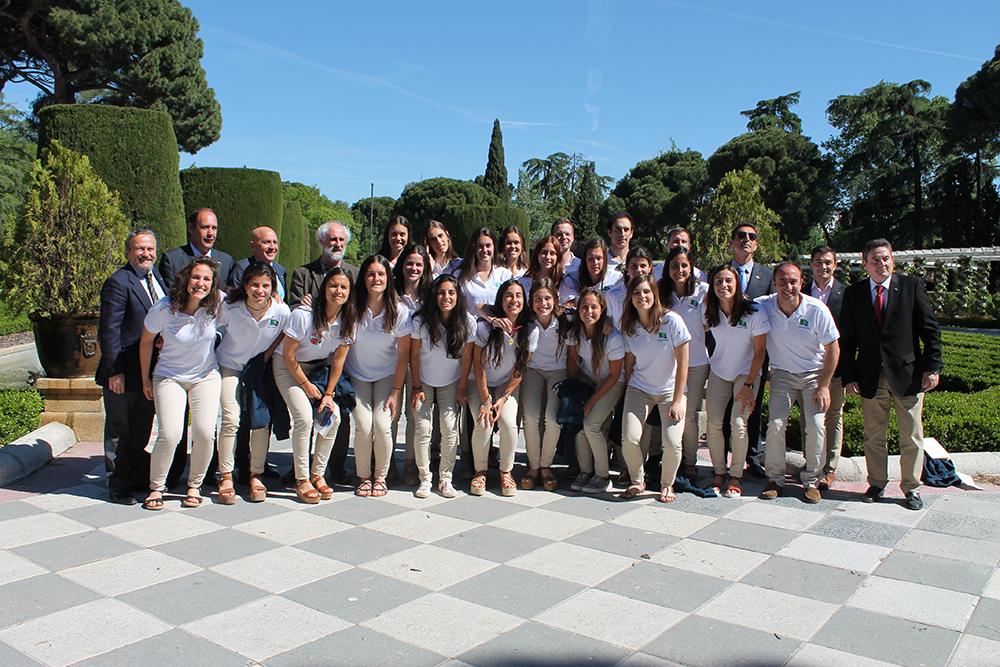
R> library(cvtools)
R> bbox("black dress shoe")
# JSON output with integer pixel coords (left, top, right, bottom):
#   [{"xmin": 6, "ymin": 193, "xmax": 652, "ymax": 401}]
[
  {"xmin": 109, "ymin": 488, "xmax": 137, "ymax": 505},
  {"xmin": 862, "ymin": 485, "xmax": 885, "ymax": 503},
  {"xmin": 904, "ymin": 491, "xmax": 924, "ymax": 511}
]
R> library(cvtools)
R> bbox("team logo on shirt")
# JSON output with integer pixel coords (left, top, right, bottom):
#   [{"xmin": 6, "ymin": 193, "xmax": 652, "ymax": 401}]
[
  {"xmin": 688, "ymin": 299, "xmax": 700, "ymax": 309},
  {"xmin": 737, "ymin": 319, "xmax": 748, "ymax": 328},
  {"xmin": 658, "ymin": 331, "xmax": 669, "ymax": 339},
  {"xmin": 798, "ymin": 318, "xmax": 810, "ymax": 328},
  {"xmin": 310, "ymin": 335, "xmax": 322, "ymax": 345},
  {"xmin": 268, "ymin": 318, "xmax": 279, "ymax": 327}
]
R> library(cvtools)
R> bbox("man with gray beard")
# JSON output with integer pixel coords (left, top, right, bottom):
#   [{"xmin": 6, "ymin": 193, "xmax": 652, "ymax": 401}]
[{"xmin": 288, "ymin": 220, "xmax": 358, "ymax": 307}]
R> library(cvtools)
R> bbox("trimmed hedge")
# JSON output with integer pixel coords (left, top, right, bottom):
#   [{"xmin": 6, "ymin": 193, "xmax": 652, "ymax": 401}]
[
  {"xmin": 0, "ymin": 389, "xmax": 43, "ymax": 446},
  {"xmin": 37, "ymin": 105, "xmax": 186, "ymax": 250},
  {"xmin": 443, "ymin": 203, "xmax": 530, "ymax": 254},
  {"xmin": 0, "ymin": 300, "xmax": 30, "ymax": 336},
  {"xmin": 280, "ymin": 201, "xmax": 306, "ymax": 271},
  {"xmin": 939, "ymin": 331, "xmax": 1000, "ymax": 392},
  {"xmin": 180, "ymin": 168, "xmax": 283, "ymax": 262}
]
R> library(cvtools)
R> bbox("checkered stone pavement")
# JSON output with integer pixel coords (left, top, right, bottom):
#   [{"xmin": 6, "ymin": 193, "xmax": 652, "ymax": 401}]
[{"xmin": 1, "ymin": 441, "xmax": 1000, "ymax": 666}]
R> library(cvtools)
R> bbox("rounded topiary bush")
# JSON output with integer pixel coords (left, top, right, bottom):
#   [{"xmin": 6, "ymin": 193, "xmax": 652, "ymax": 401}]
[
  {"xmin": 180, "ymin": 167, "xmax": 283, "ymax": 261},
  {"xmin": 281, "ymin": 201, "xmax": 306, "ymax": 270},
  {"xmin": 37, "ymin": 104, "xmax": 186, "ymax": 250}
]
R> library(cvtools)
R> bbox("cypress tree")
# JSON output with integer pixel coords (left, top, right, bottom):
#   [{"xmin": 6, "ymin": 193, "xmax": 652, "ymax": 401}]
[{"xmin": 483, "ymin": 119, "xmax": 510, "ymax": 199}]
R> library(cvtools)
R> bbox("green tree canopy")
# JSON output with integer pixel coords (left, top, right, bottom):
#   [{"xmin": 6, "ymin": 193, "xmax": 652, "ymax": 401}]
[
  {"xmin": 740, "ymin": 91, "xmax": 803, "ymax": 133},
  {"xmin": 482, "ymin": 119, "xmax": 510, "ymax": 199},
  {"xmin": 693, "ymin": 168, "xmax": 785, "ymax": 267},
  {"xmin": 0, "ymin": 0, "xmax": 221, "ymax": 153},
  {"xmin": 572, "ymin": 161, "xmax": 604, "ymax": 241},
  {"xmin": 350, "ymin": 196, "xmax": 396, "ymax": 256},
  {"xmin": 0, "ymin": 93, "xmax": 35, "ymax": 231},
  {"xmin": 282, "ymin": 181, "xmax": 359, "ymax": 261}
]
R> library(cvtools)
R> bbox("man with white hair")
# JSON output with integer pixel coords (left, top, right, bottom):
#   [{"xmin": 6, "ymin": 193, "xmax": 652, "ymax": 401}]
[{"xmin": 288, "ymin": 220, "xmax": 358, "ymax": 307}]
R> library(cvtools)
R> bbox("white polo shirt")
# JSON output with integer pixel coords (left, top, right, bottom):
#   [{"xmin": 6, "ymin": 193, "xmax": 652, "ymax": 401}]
[
  {"xmin": 461, "ymin": 265, "xmax": 514, "ymax": 315},
  {"xmin": 346, "ymin": 303, "xmax": 412, "ymax": 382},
  {"xmin": 668, "ymin": 282, "xmax": 710, "ymax": 368},
  {"xmin": 475, "ymin": 320, "xmax": 539, "ymax": 387},
  {"xmin": 622, "ymin": 311, "xmax": 691, "ymax": 394},
  {"xmin": 572, "ymin": 328, "xmax": 626, "ymax": 383},
  {"xmin": 413, "ymin": 313, "xmax": 477, "ymax": 387},
  {"xmin": 527, "ymin": 317, "xmax": 566, "ymax": 372},
  {"xmin": 604, "ymin": 281, "xmax": 628, "ymax": 327},
  {"xmin": 756, "ymin": 293, "xmax": 839, "ymax": 374},
  {"xmin": 277, "ymin": 307, "xmax": 354, "ymax": 363},
  {"xmin": 706, "ymin": 307, "xmax": 771, "ymax": 382},
  {"xmin": 143, "ymin": 298, "xmax": 218, "ymax": 382},
  {"xmin": 216, "ymin": 299, "xmax": 291, "ymax": 371},
  {"xmin": 431, "ymin": 257, "xmax": 463, "ymax": 279}
]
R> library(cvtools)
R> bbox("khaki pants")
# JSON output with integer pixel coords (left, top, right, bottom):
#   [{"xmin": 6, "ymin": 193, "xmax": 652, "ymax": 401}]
[
  {"xmin": 352, "ymin": 376, "xmax": 396, "ymax": 480},
  {"xmin": 705, "ymin": 372, "xmax": 758, "ymax": 478},
  {"xmin": 273, "ymin": 356, "xmax": 339, "ymax": 481},
  {"xmin": 392, "ymin": 371, "xmax": 417, "ymax": 464},
  {"xmin": 218, "ymin": 367, "xmax": 271, "ymax": 475},
  {"xmin": 149, "ymin": 370, "xmax": 221, "ymax": 491},
  {"xmin": 576, "ymin": 382, "xmax": 625, "ymax": 478},
  {"xmin": 467, "ymin": 385, "xmax": 519, "ymax": 473},
  {"xmin": 522, "ymin": 368, "xmax": 567, "ymax": 469},
  {"xmin": 765, "ymin": 369, "xmax": 825, "ymax": 487},
  {"xmin": 862, "ymin": 375, "xmax": 925, "ymax": 493},
  {"xmin": 621, "ymin": 385, "xmax": 684, "ymax": 488},
  {"xmin": 822, "ymin": 379, "xmax": 846, "ymax": 474},
  {"xmin": 412, "ymin": 383, "xmax": 461, "ymax": 483},
  {"xmin": 681, "ymin": 364, "xmax": 710, "ymax": 468}
]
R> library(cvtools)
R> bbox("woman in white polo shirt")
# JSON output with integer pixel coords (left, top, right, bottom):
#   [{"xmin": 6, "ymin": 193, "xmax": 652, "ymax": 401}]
[
  {"xmin": 458, "ymin": 227, "xmax": 513, "ymax": 319},
  {"xmin": 139, "ymin": 257, "xmax": 222, "ymax": 510},
  {"xmin": 215, "ymin": 264, "xmax": 291, "ymax": 504},
  {"xmin": 576, "ymin": 238, "xmax": 623, "ymax": 295},
  {"xmin": 604, "ymin": 246, "xmax": 654, "ymax": 326},
  {"xmin": 703, "ymin": 265, "xmax": 769, "ymax": 498},
  {"xmin": 376, "ymin": 214, "xmax": 411, "ymax": 270},
  {"xmin": 520, "ymin": 279, "xmax": 570, "ymax": 492},
  {"xmin": 498, "ymin": 225, "xmax": 529, "ymax": 277},
  {"xmin": 469, "ymin": 279, "xmax": 539, "ymax": 496},
  {"xmin": 273, "ymin": 267, "xmax": 355, "ymax": 503},
  {"xmin": 410, "ymin": 274, "xmax": 477, "ymax": 498},
  {"xmin": 567, "ymin": 287, "xmax": 626, "ymax": 494},
  {"xmin": 619, "ymin": 274, "xmax": 691, "ymax": 502},
  {"xmin": 657, "ymin": 246, "xmax": 710, "ymax": 482},
  {"xmin": 347, "ymin": 255, "xmax": 412, "ymax": 498},
  {"xmin": 517, "ymin": 236, "xmax": 579, "ymax": 308},
  {"xmin": 425, "ymin": 220, "xmax": 462, "ymax": 278}
]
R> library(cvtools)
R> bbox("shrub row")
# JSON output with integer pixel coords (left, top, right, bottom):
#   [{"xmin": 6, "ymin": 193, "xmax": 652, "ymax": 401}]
[
  {"xmin": 0, "ymin": 389, "xmax": 43, "ymax": 446},
  {"xmin": 939, "ymin": 331, "xmax": 1000, "ymax": 392},
  {"xmin": 0, "ymin": 300, "xmax": 31, "ymax": 336}
]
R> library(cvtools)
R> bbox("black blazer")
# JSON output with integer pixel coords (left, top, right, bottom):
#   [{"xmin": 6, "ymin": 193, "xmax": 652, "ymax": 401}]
[
  {"xmin": 159, "ymin": 243, "xmax": 234, "ymax": 289},
  {"xmin": 839, "ymin": 273, "xmax": 943, "ymax": 399},
  {"xmin": 229, "ymin": 257, "xmax": 288, "ymax": 294},
  {"xmin": 824, "ymin": 278, "xmax": 846, "ymax": 323},
  {"xmin": 288, "ymin": 257, "xmax": 359, "ymax": 308},
  {"xmin": 95, "ymin": 263, "xmax": 167, "ymax": 390}
]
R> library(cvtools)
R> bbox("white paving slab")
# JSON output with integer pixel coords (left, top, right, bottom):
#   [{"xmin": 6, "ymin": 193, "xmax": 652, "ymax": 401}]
[
  {"xmin": 786, "ymin": 644, "xmax": 903, "ymax": 667},
  {"xmin": 100, "ymin": 511, "xmax": 222, "ymax": 547},
  {"xmin": 949, "ymin": 634, "xmax": 1000, "ymax": 667},
  {"xmin": 832, "ymin": 501, "xmax": 926, "ymax": 528},
  {"xmin": 0, "ymin": 513, "xmax": 91, "ymax": 548},
  {"xmin": 58, "ymin": 549, "xmax": 200, "ymax": 596},
  {"xmin": 362, "ymin": 543, "xmax": 497, "ymax": 590},
  {"xmin": 0, "ymin": 549, "xmax": 47, "ymax": 585},
  {"xmin": 612, "ymin": 505, "xmax": 718, "ymax": 537},
  {"xmin": 896, "ymin": 530, "xmax": 1000, "ymax": 567},
  {"xmin": 507, "ymin": 541, "xmax": 635, "ymax": 586},
  {"xmin": 777, "ymin": 534, "xmax": 891, "ymax": 573},
  {"xmin": 650, "ymin": 538, "xmax": 769, "ymax": 581},
  {"xmin": 726, "ymin": 502, "xmax": 825, "ymax": 531},
  {"xmin": 489, "ymin": 507, "xmax": 601, "ymax": 540},
  {"xmin": 20, "ymin": 487, "xmax": 104, "ymax": 512},
  {"xmin": 232, "ymin": 511, "xmax": 352, "ymax": 545},
  {"xmin": 984, "ymin": 570, "xmax": 1000, "ymax": 600},
  {"xmin": 535, "ymin": 588, "xmax": 685, "ymax": 649},
  {"xmin": 699, "ymin": 582, "xmax": 839, "ymax": 640},
  {"xmin": 210, "ymin": 546, "xmax": 349, "ymax": 594},
  {"xmin": 365, "ymin": 508, "xmax": 478, "ymax": 543},
  {"xmin": 847, "ymin": 575, "xmax": 978, "ymax": 631}
]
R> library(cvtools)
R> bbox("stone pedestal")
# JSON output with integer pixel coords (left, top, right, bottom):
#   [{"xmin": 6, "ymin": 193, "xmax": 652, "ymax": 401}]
[{"xmin": 35, "ymin": 378, "xmax": 103, "ymax": 442}]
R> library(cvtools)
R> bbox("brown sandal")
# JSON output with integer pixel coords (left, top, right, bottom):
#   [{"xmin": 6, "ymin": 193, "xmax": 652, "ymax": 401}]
[
  {"xmin": 248, "ymin": 474, "xmax": 267, "ymax": 503},
  {"xmin": 618, "ymin": 484, "xmax": 646, "ymax": 500},
  {"xmin": 540, "ymin": 468, "xmax": 558, "ymax": 492},
  {"xmin": 181, "ymin": 487, "xmax": 203, "ymax": 508},
  {"xmin": 355, "ymin": 479, "xmax": 373, "ymax": 497},
  {"xmin": 217, "ymin": 473, "xmax": 237, "ymax": 505},
  {"xmin": 371, "ymin": 478, "xmax": 388, "ymax": 498},
  {"xmin": 296, "ymin": 479, "xmax": 321, "ymax": 504},
  {"xmin": 657, "ymin": 485, "xmax": 676, "ymax": 503},
  {"xmin": 311, "ymin": 474, "xmax": 334, "ymax": 500},
  {"xmin": 520, "ymin": 468, "xmax": 539, "ymax": 490},
  {"xmin": 500, "ymin": 471, "xmax": 517, "ymax": 497},
  {"xmin": 710, "ymin": 474, "xmax": 725, "ymax": 490},
  {"xmin": 143, "ymin": 491, "xmax": 164, "ymax": 511},
  {"xmin": 471, "ymin": 470, "xmax": 487, "ymax": 496}
]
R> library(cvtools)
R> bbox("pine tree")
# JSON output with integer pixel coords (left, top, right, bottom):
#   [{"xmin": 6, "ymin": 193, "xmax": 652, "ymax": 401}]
[
  {"xmin": 572, "ymin": 162, "xmax": 603, "ymax": 240},
  {"xmin": 483, "ymin": 119, "xmax": 510, "ymax": 199}
]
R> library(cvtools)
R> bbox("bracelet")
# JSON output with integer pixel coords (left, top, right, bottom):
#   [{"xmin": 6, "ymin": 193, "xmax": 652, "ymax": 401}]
[
  {"xmin": 298, "ymin": 380, "xmax": 309, "ymax": 387},
  {"xmin": 412, "ymin": 384, "xmax": 423, "ymax": 391},
  {"xmin": 743, "ymin": 382, "xmax": 753, "ymax": 389},
  {"xmin": 392, "ymin": 386, "xmax": 403, "ymax": 391}
]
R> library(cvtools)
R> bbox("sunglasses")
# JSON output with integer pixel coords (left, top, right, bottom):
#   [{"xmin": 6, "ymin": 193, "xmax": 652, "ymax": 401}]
[{"xmin": 733, "ymin": 231, "xmax": 758, "ymax": 241}]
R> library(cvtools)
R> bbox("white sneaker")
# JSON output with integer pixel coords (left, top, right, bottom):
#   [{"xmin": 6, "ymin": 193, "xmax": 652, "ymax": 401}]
[
  {"xmin": 438, "ymin": 480, "xmax": 457, "ymax": 498},
  {"xmin": 582, "ymin": 475, "xmax": 611, "ymax": 494},
  {"xmin": 415, "ymin": 481, "xmax": 432, "ymax": 499},
  {"xmin": 571, "ymin": 473, "xmax": 592, "ymax": 492}
]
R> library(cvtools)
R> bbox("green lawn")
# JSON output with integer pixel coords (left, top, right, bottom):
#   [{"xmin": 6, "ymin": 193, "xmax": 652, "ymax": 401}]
[{"xmin": 0, "ymin": 299, "xmax": 30, "ymax": 336}]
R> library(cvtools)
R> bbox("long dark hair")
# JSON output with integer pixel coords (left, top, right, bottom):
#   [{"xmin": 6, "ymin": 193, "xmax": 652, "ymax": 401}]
[
  {"xmin": 621, "ymin": 274, "xmax": 666, "ymax": 336},
  {"xmin": 498, "ymin": 225, "xmax": 528, "ymax": 273},
  {"xmin": 312, "ymin": 267, "xmax": 356, "ymax": 338},
  {"xmin": 527, "ymin": 235, "xmax": 565, "ymax": 286},
  {"xmin": 227, "ymin": 263, "xmax": 276, "ymax": 304},
  {"xmin": 568, "ymin": 286, "xmax": 611, "ymax": 375},
  {"xmin": 578, "ymin": 238, "xmax": 609, "ymax": 289},
  {"xmin": 484, "ymin": 278, "xmax": 533, "ymax": 379},
  {"xmin": 417, "ymin": 274, "xmax": 470, "ymax": 359},
  {"xmin": 704, "ymin": 264, "xmax": 756, "ymax": 327},
  {"xmin": 657, "ymin": 246, "xmax": 696, "ymax": 303},
  {"xmin": 392, "ymin": 243, "xmax": 433, "ymax": 298},
  {"xmin": 169, "ymin": 257, "xmax": 221, "ymax": 317},
  {"xmin": 459, "ymin": 227, "xmax": 498, "ymax": 284},
  {"xmin": 376, "ymin": 213, "xmax": 412, "ymax": 260},
  {"xmin": 424, "ymin": 220, "xmax": 457, "ymax": 262},
  {"xmin": 528, "ymin": 278, "xmax": 571, "ymax": 359},
  {"xmin": 355, "ymin": 254, "xmax": 399, "ymax": 333}
]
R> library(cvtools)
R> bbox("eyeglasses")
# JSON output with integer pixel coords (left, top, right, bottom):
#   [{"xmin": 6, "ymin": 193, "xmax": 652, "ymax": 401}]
[{"xmin": 733, "ymin": 231, "xmax": 758, "ymax": 241}]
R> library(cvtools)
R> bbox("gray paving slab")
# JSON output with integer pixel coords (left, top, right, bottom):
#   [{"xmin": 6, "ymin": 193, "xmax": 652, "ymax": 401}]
[
  {"xmin": 296, "ymin": 526, "xmax": 421, "ymax": 565},
  {"xmin": 58, "ymin": 501, "xmax": 147, "ymax": 528},
  {"xmin": 267, "ymin": 624, "xmax": 445, "ymax": 667},
  {"xmin": 657, "ymin": 493, "xmax": 744, "ymax": 517},
  {"xmin": 689, "ymin": 517, "xmax": 798, "ymax": 554},
  {"xmin": 742, "ymin": 555, "xmax": 866, "ymax": 605},
  {"xmin": 642, "ymin": 615, "xmax": 801, "ymax": 667},
  {"xmin": 566, "ymin": 522, "xmax": 679, "ymax": 558},
  {"xmin": 72, "ymin": 629, "xmax": 248, "ymax": 667},
  {"xmin": 813, "ymin": 607, "xmax": 960, "ymax": 667},
  {"xmin": 117, "ymin": 570, "xmax": 268, "ymax": 625},
  {"xmin": 427, "ymin": 495, "xmax": 529, "ymax": 523},
  {"xmin": 874, "ymin": 550, "xmax": 995, "ymax": 596},
  {"xmin": 597, "ymin": 562, "xmax": 731, "ymax": 613},
  {"xmin": 808, "ymin": 515, "xmax": 910, "ymax": 547},
  {"xmin": 443, "ymin": 565, "xmax": 586, "ymax": 617},
  {"xmin": 11, "ymin": 530, "xmax": 139, "ymax": 571},
  {"xmin": 154, "ymin": 527, "xmax": 281, "ymax": 568},
  {"xmin": 0, "ymin": 574, "xmax": 99, "ymax": 629},
  {"xmin": 966, "ymin": 597, "xmax": 1000, "ymax": 642},
  {"xmin": 768, "ymin": 493, "xmax": 842, "ymax": 512},
  {"xmin": 917, "ymin": 509, "xmax": 1000, "ymax": 544},
  {"xmin": 433, "ymin": 525, "xmax": 552, "ymax": 563},
  {"xmin": 542, "ymin": 495, "xmax": 646, "ymax": 522},
  {"xmin": 284, "ymin": 568, "xmax": 430, "ymax": 623},
  {"xmin": 306, "ymin": 495, "xmax": 409, "ymax": 524},
  {"xmin": 0, "ymin": 641, "xmax": 42, "ymax": 667},
  {"xmin": 0, "ymin": 501, "xmax": 44, "ymax": 522},
  {"xmin": 460, "ymin": 621, "xmax": 629, "ymax": 666},
  {"xmin": 180, "ymin": 495, "xmax": 291, "ymax": 526}
]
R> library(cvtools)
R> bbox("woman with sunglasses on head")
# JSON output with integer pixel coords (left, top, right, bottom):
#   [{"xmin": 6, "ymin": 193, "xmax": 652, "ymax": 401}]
[
  {"xmin": 215, "ymin": 264, "xmax": 291, "ymax": 504},
  {"xmin": 425, "ymin": 220, "xmax": 462, "ymax": 278},
  {"xmin": 410, "ymin": 274, "xmax": 477, "ymax": 498},
  {"xmin": 376, "ymin": 214, "xmax": 412, "ymax": 270},
  {"xmin": 347, "ymin": 255, "xmax": 413, "ymax": 498},
  {"xmin": 140, "ymin": 257, "xmax": 223, "ymax": 510},
  {"xmin": 657, "ymin": 246, "xmax": 711, "ymax": 484},
  {"xmin": 273, "ymin": 268, "xmax": 355, "ymax": 503},
  {"xmin": 619, "ymin": 274, "xmax": 690, "ymax": 502},
  {"xmin": 468, "ymin": 279, "xmax": 538, "ymax": 496},
  {"xmin": 498, "ymin": 225, "xmax": 529, "ymax": 277}
]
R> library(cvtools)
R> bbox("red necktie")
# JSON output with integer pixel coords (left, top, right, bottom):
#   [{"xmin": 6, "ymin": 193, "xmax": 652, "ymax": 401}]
[{"xmin": 874, "ymin": 284, "xmax": 884, "ymax": 327}]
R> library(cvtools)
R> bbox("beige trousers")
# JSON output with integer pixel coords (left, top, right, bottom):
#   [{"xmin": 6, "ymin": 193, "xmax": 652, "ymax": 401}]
[
  {"xmin": 522, "ymin": 368, "xmax": 567, "ymax": 469},
  {"xmin": 621, "ymin": 385, "xmax": 684, "ymax": 488},
  {"xmin": 352, "ymin": 376, "xmax": 396, "ymax": 480},
  {"xmin": 861, "ymin": 375, "xmax": 925, "ymax": 493},
  {"xmin": 575, "ymin": 382, "xmax": 625, "ymax": 478},
  {"xmin": 467, "ymin": 385, "xmax": 519, "ymax": 473},
  {"xmin": 765, "ymin": 369, "xmax": 825, "ymax": 487},
  {"xmin": 273, "ymin": 356, "xmax": 339, "ymax": 481},
  {"xmin": 822, "ymin": 379, "xmax": 846, "ymax": 473},
  {"xmin": 149, "ymin": 371, "xmax": 221, "ymax": 491},
  {"xmin": 705, "ymin": 372, "xmax": 758, "ymax": 478},
  {"xmin": 412, "ymin": 383, "xmax": 461, "ymax": 483},
  {"xmin": 681, "ymin": 364, "xmax": 710, "ymax": 467},
  {"xmin": 218, "ymin": 367, "xmax": 272, "ymax": 475}
]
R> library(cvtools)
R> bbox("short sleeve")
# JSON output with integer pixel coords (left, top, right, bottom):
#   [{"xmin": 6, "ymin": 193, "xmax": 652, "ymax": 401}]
[
  {"xmin": 606, "ymin": 332, "xmax": 626, "ymax": 361},
  {"xmin": 526, "ymin": 325, "xmax": 540, "ymax": 353},
  {"xmin": 817, "ymin": 306, "xmax": 840, "ymax": 345},
  {"xmin": 283, "ymin": 308, "xmax": 311, "ymax": 341},
  {"xmin": 465, "ymin": 313, "xmax": 478, "ymax": 341},
  {"xmin": 143, "ymin": 299, "xmax": 168, "ymax": 334},
  {"xmin": 670, "ymin": 312, "xmax": 692, "ymax": 348},
  {"xmin": 750, "ymin": 309, "xmax": 771, "ymax": 336},
  {"xmin": 475, "ymin": 320, "xmax": 491, "ymax": 347},
  {"xmin": 395, "ymin": 305, "xmax": 413, "ymax": 337}
]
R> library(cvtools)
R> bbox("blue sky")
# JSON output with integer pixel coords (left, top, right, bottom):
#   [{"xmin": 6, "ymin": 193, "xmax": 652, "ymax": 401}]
[{"xmin": 6, "ymin": 0, "xmax": 999, "ymax": 206}]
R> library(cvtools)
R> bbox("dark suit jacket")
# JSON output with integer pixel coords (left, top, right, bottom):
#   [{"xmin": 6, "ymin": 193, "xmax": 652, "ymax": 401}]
[
  {"xmin": 738, "ymin": 261, "xmax": 774, "ymax": 300},
  {"xmin": 95, "ymin": 263, "xmax": 167, "ymax": 390},
  {"xmin": 159, "ymin": 243, "xmax": 234, "ymax": 289},
  {"xmin": 839, "ymin": 273, "xmax": 943, "ymax": 399},
  {"xmin": 288, "ymin": 257, "xmax": 358, "ymax": 308},
  {"xmin": 229, "ymin": 257, "xmax": 288, "ymax": 294},
  {"xmin": 824, "ymin": 278, "xmax": 845, "ymax": 323}
]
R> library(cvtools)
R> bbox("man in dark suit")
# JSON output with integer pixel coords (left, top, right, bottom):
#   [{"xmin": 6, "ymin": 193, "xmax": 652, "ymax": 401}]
[
  {"xmin": 288, "ymin": 220, "xmax": 357, "ymax": 307},
  {"xmin": 229, "ymin": 226, "xmax": 288, "ymax": 298},
  {"xmin": 729, "ymin": 222, "xmax": 773, "ymax": 478},
  {"xmin": 809, "ymin": 245, "xmax": 847, "ymax": 489},
  {"xmin": 96, "ymin": 228, "xmax": 167, "ymax": 504},
  {"xmin": 839, "ymin": 238, "xmax": 942, "ymax": 510}
]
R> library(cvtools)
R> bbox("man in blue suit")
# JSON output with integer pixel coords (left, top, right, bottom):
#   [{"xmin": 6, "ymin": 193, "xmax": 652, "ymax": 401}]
[
  {"xmin": 229, "ymin": 226, "xmax": 287, "ymax": 297},
  {"xmin": 96, "ymin": 228, "xmax": 167, "ymax": 504}
]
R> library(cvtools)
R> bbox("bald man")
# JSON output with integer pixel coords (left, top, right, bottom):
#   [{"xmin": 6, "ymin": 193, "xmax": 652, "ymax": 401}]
[{"xmin": 230, "ymin": 226, "xmax": 288, "ymax": 298}]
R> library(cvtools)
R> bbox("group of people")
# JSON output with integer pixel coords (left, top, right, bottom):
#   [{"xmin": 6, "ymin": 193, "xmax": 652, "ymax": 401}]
[{"xmin": 96, "ymin": 207, "xmax": 942, "ymax": 512}]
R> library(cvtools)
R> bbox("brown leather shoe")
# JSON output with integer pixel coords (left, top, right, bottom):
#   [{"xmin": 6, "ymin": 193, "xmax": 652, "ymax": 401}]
[
  {"xmin": 803, "ymin": 486, "xmax": 822, "ymax": 504},
  {"xmin": 759, "ymin": 481, "xmax": 782, "ymax": 500},
  {"xmin": 817, "ymin": 472, "xmax": 836, "ymax": 490}
]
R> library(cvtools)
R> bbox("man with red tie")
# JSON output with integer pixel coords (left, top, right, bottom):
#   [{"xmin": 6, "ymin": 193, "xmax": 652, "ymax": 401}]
[{"xmin": 838, "ymin": 239, "xmax": 942, "ymax": 510}]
